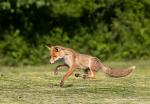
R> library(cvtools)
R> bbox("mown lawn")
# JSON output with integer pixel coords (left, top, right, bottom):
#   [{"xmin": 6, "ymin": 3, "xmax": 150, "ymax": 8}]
[{"xmin": 0, "ymin": 61, "xmax": 150, "ymax": 104}]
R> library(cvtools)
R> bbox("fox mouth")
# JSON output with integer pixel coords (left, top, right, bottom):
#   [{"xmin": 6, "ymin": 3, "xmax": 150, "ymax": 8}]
[
  {"xmin": 50, "ymin": 56, "xmax": 64, "ymax": 64},
  {"xmin": 55, "ymin": 56, "xmax": 64, "ymax": 61}
]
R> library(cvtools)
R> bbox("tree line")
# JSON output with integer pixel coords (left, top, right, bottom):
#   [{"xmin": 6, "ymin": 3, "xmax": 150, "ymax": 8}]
[{"xmin": 0, "ymin": 0, "xmax": 150, "ymax": 65}]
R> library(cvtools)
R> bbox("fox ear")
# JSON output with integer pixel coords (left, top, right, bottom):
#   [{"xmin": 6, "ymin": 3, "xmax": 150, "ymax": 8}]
[{"xmin": 45, "ymin": 45, "xmax": 51, "ymax": 50}]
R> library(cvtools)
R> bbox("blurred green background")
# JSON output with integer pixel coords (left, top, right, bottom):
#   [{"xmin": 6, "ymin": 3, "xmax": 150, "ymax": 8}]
[{"xmin": 0, "ymin": 0, "xmax": 150, "ymax": 65}]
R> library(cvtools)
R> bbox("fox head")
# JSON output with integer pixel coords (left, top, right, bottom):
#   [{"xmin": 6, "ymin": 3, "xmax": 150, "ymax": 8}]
[{"xmin": 46, "ymin": 45, "xmax": 66, "ymax": 64}]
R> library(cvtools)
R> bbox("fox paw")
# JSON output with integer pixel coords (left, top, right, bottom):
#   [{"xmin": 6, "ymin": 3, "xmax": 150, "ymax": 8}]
[
  {"xmin": 60, "ymin": 81, "xmax": 64, "ymax": 87},
  {"xmin": 83, "ymin": 75, "xmax": 88, "ymax": 79},
  {"xmin": 75, "ymin": 73, "xmax": 81, "ymax": 77}
]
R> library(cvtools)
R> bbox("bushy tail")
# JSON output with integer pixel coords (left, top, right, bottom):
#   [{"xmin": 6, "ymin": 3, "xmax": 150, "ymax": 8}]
[{"xmin": 101, "ymin": 65, "xmax": 135, "ymax": 77}]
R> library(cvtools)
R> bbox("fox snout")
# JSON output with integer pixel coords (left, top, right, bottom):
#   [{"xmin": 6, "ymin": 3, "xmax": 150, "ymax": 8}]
[{"xmin": 50, "ymin": 59, "xmax": 55, "ymax": 64}]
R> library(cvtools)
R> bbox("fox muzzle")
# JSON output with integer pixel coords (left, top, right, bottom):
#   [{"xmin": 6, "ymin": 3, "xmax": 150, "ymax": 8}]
[{"xmin": 50, "ymin": 60, "xmax": 55, "ymax": 64}]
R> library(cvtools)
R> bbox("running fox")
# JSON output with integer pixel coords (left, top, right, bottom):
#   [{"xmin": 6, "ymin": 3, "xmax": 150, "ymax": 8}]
[{"xmin": 46, "ymin": 45, "xmax": 135, "ymax": 87}]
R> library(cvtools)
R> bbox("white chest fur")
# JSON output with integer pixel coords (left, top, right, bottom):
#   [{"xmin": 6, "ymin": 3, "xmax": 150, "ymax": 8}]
[{"xmin": 64, "ymin": 55, "xmax": 71, "ymax": 66}]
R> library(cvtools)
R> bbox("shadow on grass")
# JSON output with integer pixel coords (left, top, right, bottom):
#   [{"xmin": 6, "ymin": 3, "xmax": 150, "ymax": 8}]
[{"xmin": 49, "ymin": 83, "xmax": 74, "ymax": 88}]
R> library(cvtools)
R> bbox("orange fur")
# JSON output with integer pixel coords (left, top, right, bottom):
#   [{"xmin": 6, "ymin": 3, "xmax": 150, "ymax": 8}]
[{"xmin": 47, "ymin": 45, "xmax": 135, "ymax": 87}]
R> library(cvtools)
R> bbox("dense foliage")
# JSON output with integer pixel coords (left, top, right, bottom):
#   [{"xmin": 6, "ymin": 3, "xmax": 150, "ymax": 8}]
[{"xmin": 0, "ymin": 0, "xmax": 150, "ymax": 65}]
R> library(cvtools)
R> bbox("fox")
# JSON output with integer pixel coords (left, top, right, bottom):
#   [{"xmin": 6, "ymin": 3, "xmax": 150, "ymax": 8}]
[{"xmin": 46, "ymin": 45, "xmax": 135, "ymax": 87}]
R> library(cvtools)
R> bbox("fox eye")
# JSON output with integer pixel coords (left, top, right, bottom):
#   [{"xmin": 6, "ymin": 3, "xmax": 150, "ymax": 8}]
[{"xmin": 55, "ymin": 47, "xmax": 59, "ymax": 52}]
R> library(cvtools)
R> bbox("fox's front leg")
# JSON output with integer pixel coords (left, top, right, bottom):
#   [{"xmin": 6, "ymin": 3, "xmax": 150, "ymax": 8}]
[
  {"xmin": 54, "ymin": 64, "xmax": 68, "ymax": 75},
  {"xmin": 60, "ymin": 67, "xmax": 74, "ymax": 87}
]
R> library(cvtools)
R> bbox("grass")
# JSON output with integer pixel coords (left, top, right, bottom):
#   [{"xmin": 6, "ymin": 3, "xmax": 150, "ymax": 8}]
[{"xmin": 0, "ymin": 60, "xmax": 150, "ymax": 104}]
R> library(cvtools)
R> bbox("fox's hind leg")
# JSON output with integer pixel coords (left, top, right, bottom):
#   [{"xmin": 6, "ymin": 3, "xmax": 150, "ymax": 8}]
[
  {"xmin": 82, "ymin": 57, "xmax": 102, "ymax": 79},
  {"xmin": 74, "ymin": 68, "xmax": 89, "ymax": 78},
  {"xmin": 82, "ymin": 58, "xmax": 99, "ymax": 79},
  {"xmin": 83, "ymin": 69, "xmax": 96, "ymax": 79},
  {"xmin": 75, "ymin": 68, "xmax": 96, "ymax": 79}
]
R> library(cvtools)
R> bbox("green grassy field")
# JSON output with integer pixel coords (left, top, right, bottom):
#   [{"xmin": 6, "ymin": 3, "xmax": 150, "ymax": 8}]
[{"xmin": 0, "ymin": 61, "xmax": 150, "ymax": 104}]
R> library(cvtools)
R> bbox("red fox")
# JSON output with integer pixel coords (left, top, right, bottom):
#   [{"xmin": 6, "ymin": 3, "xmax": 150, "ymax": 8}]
[{"xmin": 46, "ymin": 45, "xmax": 135, "ymax": 87}]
